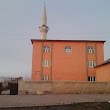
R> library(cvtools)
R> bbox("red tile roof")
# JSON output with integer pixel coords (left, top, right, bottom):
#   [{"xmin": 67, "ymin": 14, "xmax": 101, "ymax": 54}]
[{"xmin": 95, "ymin": 58, "xmax": 110, "ymax": 68}]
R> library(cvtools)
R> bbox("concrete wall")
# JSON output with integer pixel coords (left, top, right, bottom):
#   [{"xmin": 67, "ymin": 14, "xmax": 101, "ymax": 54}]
[
  {"xmin": 19, "ymin": 80, "xmax": 110, "ymax": 95},
  {"xmin": 96, "ymin": 63, "xmax": 110, "ymax": 82}
]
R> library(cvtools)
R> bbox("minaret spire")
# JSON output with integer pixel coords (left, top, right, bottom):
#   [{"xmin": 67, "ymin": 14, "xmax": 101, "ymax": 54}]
[
  {"xmin": 42, "ymin": 1, "xmax": 47, "ymax": 25},
  {"xmin": 39, "ymin": 1, "xmax": 49, "ymax": 40}
]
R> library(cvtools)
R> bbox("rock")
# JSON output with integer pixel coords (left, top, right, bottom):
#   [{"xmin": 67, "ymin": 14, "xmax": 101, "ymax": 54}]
[{"xmin": 36, "ymin": 90, "xmax": 43, "ymax": 95}]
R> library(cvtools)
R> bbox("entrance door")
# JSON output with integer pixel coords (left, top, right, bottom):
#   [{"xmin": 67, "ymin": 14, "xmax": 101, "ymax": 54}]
[
  {"xmin": 0, "ymin": 83, "xmax": 2, "ymax": 95},
  {"xmin": 10, "ymin": 83, "xmax": 18, "ymax": 95}
]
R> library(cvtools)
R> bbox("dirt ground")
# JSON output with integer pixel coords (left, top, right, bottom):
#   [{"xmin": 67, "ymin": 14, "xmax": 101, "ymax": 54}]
[
  {"xmin": 0, "ymin": 102, "xmax": 110, "ymax": 110},
  {"xmin": 37, "ymin": 102, "xmax": 110, "ymax": 110},
  {"xmin": 29, "ymin": 102, "xmax": 110, "ymax": 110}
]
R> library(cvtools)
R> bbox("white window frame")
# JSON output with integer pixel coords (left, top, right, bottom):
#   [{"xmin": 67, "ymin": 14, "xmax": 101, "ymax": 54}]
[
  {"xmin": 88, "ymin": 61, "xmax": 96, "ymax": 68},
  {"xmin": 64, "ymin": 46, "xmax": 72, "ymax": 53},
  {"xmin": 87, "ymin": 46, "xmax": 95, "ymax": 53},
  {"xmin": 88, "ymin": 76, "xmax": 96, "ymax": 81},
  {"xmin": 42, "ymin": 60, "xmax": 51, "ymax": 67},
  {"xmin": 43, "ymin": 46, "xmax": 51, "ymax": 53},
  {"xmin": 42, "ymin": 75, "xmax": 50, "ymax": 81}
]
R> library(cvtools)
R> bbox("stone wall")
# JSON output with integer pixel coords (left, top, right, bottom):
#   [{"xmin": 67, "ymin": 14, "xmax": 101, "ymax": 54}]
[{"xmin": 18, "ymin": 80, "xmax": 110, "ymax": 95}]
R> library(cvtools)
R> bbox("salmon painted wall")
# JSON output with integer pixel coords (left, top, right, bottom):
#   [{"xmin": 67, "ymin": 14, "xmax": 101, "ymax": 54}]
[
  {"xmin": 96, "ymin": 64, "xmax": 110, "ymax": 82},
  {"xmin": 42, "ymin": 42, "xmax": 52, "ymax": 78},
  {"xmin": 31, "ymin": 40, "xmax": 104, "ymax": 81},
  {"xmin": 52, "ymin": 42, "xmax": 87, "ymax": 81},
  {"xmin": 96, "ymin": 43, "xmax": 104, "ymax": 65},
  {"xmin": 31, "ymin": 42, "xmax": 42, "ymax": 81},
  {"xmin": 87, "ymin": 43, "xmax": 96, "ymax": 76}
]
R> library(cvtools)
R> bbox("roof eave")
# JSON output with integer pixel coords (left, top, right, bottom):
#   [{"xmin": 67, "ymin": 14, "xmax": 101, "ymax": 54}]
[
  {"xmin": 95, "ymin": 62, "xmax": 110, "ymax": 68},
  {"xmin": 31, "ymin": 39, "xmax": 106, "ymax": 43}
]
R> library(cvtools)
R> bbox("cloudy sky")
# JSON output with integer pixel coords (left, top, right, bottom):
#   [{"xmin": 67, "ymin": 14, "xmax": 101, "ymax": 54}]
[{"xmin": 0, "ymin": 0, "xmax": 110, "ymax": 78}]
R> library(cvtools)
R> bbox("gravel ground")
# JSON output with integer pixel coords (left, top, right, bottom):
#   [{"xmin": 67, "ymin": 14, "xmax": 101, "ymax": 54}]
[{"xmin": 0, "ymin": 94, "xmax": 110, "ymax": 107}]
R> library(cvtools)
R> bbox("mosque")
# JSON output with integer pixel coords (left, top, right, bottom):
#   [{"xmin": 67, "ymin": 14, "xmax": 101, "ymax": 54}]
[{"xmin": 31, "ymin": 3, "xmax": 105, "ymax": 81}]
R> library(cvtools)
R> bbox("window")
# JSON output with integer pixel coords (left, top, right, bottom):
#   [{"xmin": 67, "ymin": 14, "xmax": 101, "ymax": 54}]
[
  {"xmin": 42, "ymin": 60, "xmax": 51, "ymax": 67},
  {"xmin": 42, "ymin": 75, "xmax": 50, "ymax": 81},
  {"xmin": 88, "ymin": 61, "xmax": 96, "ymax": 67},
  {"xmin": 64, "ymin": 46, "xmax": 72, "ymax": 53},
  {"xmin": 43, "ymin": 46, "xmax": 51, "ymax": 52},
  {"xmin": 87, "ymin": 46, "xmax": 95, "ymax": 53},
  {"xmin": 88, "ymin": 76, "xmax": 96, "ymax": 81}
]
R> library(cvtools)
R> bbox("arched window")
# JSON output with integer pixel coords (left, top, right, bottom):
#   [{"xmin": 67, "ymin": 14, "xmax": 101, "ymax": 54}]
[
  {"xmin": 64, "ymin": 46, "xmax": 72, "ymax": 53},
  {"xmin": 87, "ymin": 46, "xmax": 95, "ymax": 53},
  {"xmin": 43, "ymin": 46, "xmax": 51, "ymax": 52}
]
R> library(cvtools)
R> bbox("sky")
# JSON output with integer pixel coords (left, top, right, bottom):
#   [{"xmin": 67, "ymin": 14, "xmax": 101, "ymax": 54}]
[{"xmin": 0, "ymin": 0, "xmax": 110, "ymax": 78}]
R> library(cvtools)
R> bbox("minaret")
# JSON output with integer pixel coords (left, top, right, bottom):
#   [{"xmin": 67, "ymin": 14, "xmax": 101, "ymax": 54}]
[{"xmin": 39, "ymin": 2, "xmax": 49, "ymax": 40}]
